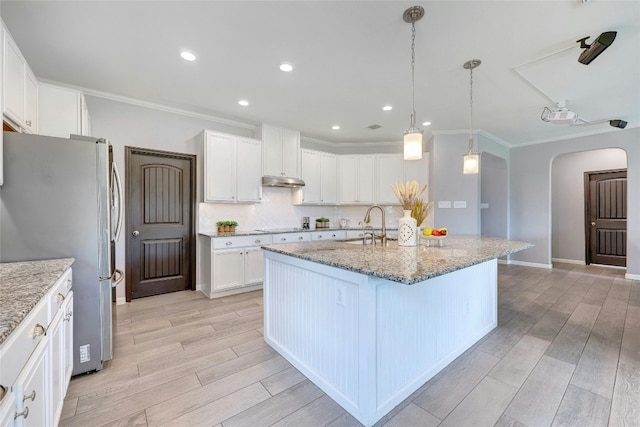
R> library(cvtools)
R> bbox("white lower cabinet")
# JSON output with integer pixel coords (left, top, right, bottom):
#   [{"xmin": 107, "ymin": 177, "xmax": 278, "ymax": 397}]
[
  {"xmin": 311, "ymin": 230, "xmax": 346, "ymax": 241},
  {"xmin": 271, "ymin": 232, "xmax": 311, "ymax": 244},
  {"xmin": 0, "ymin": 389, "xmax": 15, "ymax": 427},
  {"xmin": 0, "ymin": 268, "xmax": 72, "ymax": 427},
  {"xmin": 48, "ymin": 291, "xmax": 73, "ymax": 425},
  {"xmin": 12, "ymin": 338, "xmax": 48, "ymax": 427},
  {"xmin": 202, "ymin": 235, "xmax": 272, "ymax": 298}
]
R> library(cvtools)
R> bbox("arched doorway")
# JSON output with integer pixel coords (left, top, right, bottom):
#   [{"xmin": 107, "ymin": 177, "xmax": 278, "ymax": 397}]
[{"xmin": 551, "ymin": 148, "xmax": 627, "ymax": 266}]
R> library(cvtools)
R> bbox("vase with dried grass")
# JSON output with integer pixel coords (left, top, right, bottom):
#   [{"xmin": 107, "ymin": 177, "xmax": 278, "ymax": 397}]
[{"xmin": 391, "ymin": 181, "xmax": 427, "ymax": 246}]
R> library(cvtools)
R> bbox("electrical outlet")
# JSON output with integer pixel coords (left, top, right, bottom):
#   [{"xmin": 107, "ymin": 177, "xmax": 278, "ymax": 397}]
[
  {"xmin": 336, "ymin": 286, "xmax": 345, "ymax": 306},
  {"xmin": 79, "ymin": 344, "xmax": 90, "ymax": 363}
]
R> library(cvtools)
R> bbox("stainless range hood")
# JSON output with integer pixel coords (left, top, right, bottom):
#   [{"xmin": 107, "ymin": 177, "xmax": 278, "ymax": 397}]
[{"xmin": 262, "ymin": 175, "xmax": 305, "ymax": 188}]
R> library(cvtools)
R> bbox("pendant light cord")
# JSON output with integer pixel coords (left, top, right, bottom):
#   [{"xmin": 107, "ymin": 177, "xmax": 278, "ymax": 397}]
[
  {"xmin": 468, "ymin": 66, "xmax": 474, "ymax": 153},
  {"xmin": 410, "ymin": 20, "xmax": 416, "ymax": 128}
]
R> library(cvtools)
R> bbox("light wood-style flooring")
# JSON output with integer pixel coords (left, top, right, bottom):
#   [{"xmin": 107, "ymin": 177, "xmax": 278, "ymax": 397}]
[{"xmin": 60, "ymin": 262, "xmax": 639, "ymax": 426}]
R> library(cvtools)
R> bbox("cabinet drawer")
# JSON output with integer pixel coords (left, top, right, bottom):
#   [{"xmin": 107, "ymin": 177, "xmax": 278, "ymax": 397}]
[
  {"xmin": 271, "ymin": 233, "xmax": 311, "ymax": 244},
  {"xmin": 212, "ymin": 234, "xmax": 272, "ymax": 249},
  {"xmin": 48, "ymin": 268, "xmax": 72, "ymax": 322},
  {"xmin": 311, "ymin": 230, "xmax": 346, "ymax": 241},
  {"xmin": 0, "ymin": 299, "xmax": 48, "ymax": 388}
]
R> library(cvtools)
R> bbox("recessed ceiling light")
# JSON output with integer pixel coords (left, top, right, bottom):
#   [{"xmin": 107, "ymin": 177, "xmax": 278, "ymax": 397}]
[
  {"xmin": 383, "ymin": 106, "xmax": 393, "ymax": 111},
  {"xmin": 180, "ymin": 51, "xmax": 196, "ymax": 61},
  {"xmin": 280, "ymin": 63, "xmax": 293, "ymax": 72},
  {"xmin": 238, "ymin": 100, "xmax": 249, "ymax": 106},
  {"xmin": 422, "ymin": 121, "xmax": 431, "ymax": 126},
  {"xmin": 332, "ymin": 125, "xmax": 340, "ymax": 130}
]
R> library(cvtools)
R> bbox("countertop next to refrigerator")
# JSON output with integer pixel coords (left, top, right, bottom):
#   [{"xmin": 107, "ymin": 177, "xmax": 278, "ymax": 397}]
[{"xmin": 0, "ymin": 258, "xmax": 74, "ymax": 345}]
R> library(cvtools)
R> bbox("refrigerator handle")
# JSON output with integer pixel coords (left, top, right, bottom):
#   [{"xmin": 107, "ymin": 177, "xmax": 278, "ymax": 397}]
[
  {"xmin": 111, "ymin": 268, "xmax": 124, "ymax": 288},
  {"xmin": 112, "ymin": 161, "xmax": 124, "ymax": 242}
]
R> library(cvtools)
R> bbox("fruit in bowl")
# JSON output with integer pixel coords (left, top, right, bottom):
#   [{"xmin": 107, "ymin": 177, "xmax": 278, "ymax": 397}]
[{"xmin": 428, "ymin": 227, "xmax": 448, "ymax": 236}]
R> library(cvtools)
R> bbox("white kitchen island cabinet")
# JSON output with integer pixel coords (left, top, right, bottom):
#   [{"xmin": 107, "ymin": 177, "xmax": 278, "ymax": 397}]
[{"xmin": 262, "ymin": 236, "xmax": 532, "ymax": 426}]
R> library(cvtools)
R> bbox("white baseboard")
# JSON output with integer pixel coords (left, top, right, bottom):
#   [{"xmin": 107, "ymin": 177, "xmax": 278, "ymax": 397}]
[
  {"xmin": 507, "ymin": 260, "xmax": 553, "ymax": 269},
  {"xmin": 552, "ymin": 258, "xmax": 585, "ymax": 265},
  {"xmin": 497, "ymin": 259, "xmax": 508, "ymax": 265},
  {"xmin": 116, "ymin": 297, "xmax": 127, "ymax": 305},
  {"xmin": 625, "ymin": 273, "xmax": 640, "ymax": 280}
]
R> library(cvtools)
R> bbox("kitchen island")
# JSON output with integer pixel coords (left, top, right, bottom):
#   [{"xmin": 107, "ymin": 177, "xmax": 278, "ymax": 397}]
[{"xmin": 262, "ymin": 236, "xmax": 532, "ymax": 426}]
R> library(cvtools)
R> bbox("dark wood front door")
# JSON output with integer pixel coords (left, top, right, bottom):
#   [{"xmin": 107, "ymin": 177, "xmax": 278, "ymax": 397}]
[
  {"xmin": 126, "ymin": 147, "xmax": 195, "ymax": 300},
  {"xmin": 585, "ymin": 169, "xmax": 627, "ymax": 267}
]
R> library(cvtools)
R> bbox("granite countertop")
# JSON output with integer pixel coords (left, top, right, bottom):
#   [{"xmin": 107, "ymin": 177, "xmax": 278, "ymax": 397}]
[
  {"xmin": 262, "ymin": 235, "xmax": 533, "ymax": 285},
  {"xmin": 199, "ymin": 227, "xmax": 395, "ymax": 238},
  {"xmin": 0, "ymin": 258, "xmax": 75, "ymax": 345}
]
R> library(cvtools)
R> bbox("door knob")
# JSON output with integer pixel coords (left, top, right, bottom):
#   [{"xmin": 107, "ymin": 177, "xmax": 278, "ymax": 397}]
[
  {"xmin": 132, "ymin": 230, "xmax": 140, "ymax": 237},
  {"xmin": 591, "ymin": 222, "xmax": 596, "ymax": 226}
]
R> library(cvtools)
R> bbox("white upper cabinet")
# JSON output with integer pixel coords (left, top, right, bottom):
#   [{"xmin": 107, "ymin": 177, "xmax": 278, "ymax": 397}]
[
  {"xmin": 38, "ymin": 83, "xmax": 91, "ymax": 138},
  {"xmin": 203, "ymin": 130, "xmax": 262, "ymax": 203},
  {"xmin": 297, "ymin": 150, "xmax": 337, "ymax": 205},
  {"xmin": 0, "ymin": 27, "xmax": 3, "ymax": 186},
  {"xmin": 320, "ymin": 152, "xmax": 338, "ymax": 204},
  {"xmin": 24, "ymin": 68, "xmax": 38, "ymax": 132},
  {"xmin": 339, "ymin": 155, "xmax": 374, "ymax": 205},
  {"xmin": 2, "ymin": 24, "xmax": 37, "ymax": 133},
  {"xmin": 300, "ymin": 149, "xmax": 321, "ymax": 203},
  {"xmin": 257, "ymin": 123, "xmax": 300, "ymax": 178},
  {"xmin": 236, "ymin": 137, "xmax": 262, "ymax": 202},
  {"xmin": 375, "ymin": 154, "xmax": 404, "ymax": 204}
]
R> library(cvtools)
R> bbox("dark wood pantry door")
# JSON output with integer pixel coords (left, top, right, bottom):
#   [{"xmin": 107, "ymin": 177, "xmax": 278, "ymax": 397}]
[
  {"xmin": 585, "ymin": 169, "xmax": 627, "ymax": 267},
  {"xmin": 126, "ymin": 147, "xmax": 196, "ymax": 300}
]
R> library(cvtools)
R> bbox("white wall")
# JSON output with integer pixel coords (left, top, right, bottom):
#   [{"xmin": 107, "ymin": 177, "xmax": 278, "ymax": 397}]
[
  {"xmin": 430, "ymin": 133, "xmax": 480, "ymax": 233},
  {"xmin": 510, "ymin": 128, "xmax": 639, "ymax": 278},
  {"xmin": 551, "ymin": 148, "xmax": 627, "ymax": 263},
  {"xmin": 481, "ymin": 152, "xmax": 508, "ymax": 238}
]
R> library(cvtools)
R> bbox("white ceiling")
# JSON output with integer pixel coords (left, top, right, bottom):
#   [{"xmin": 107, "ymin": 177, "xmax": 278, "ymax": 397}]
[{"xmin": 2, "ymin": 1, "xmax": 639, "ymax": 146}]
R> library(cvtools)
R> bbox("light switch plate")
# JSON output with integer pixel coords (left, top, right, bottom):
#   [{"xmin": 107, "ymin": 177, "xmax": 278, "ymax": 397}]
[
  {"xmin": 438, "ymin": 201, "xmax": 451, "ymax": 209},
  {"xmin": 453, "ymin": 201, "xmax": 467, "ymax": 209}
]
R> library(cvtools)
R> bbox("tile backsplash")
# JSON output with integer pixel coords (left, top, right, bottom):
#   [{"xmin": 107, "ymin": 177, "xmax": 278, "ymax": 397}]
[{"xmin": 199, "ymin": 187, "xmax": 434, "ymax": 232}]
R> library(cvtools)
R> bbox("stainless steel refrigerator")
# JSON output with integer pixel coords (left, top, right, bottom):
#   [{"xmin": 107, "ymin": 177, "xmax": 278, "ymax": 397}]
[{"xmin": 1, "ymin": 132, "xmax": 123, "ymax": 375}]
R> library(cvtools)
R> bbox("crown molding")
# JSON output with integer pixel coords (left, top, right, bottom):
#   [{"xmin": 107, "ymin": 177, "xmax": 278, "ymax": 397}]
[
  {"xmin": 431, "ymin": 129, "xmax": 513, "ymax": 148},
  {"xmin": 508, "ymin": 124, "xmax": 640, "ymax": 148},
  {"xmin": 301, "ymin": 136, "xmax": 403, "ymax": 148},
  {"xmin": 38, "ymin": 79, "xmax": 257, "ymax": 131}
]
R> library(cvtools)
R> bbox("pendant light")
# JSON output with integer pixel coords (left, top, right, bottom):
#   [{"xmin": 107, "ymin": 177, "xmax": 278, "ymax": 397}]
[
  {"xmin": 403, "ymin": 6, "xmax": 424, "ymax": 161},
  {"xmin": 463, "ymin": 59, "xmax": 481, "ymax": 174}
]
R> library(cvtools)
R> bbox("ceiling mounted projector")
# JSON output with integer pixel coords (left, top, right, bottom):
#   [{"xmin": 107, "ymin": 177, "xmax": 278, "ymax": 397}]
[
  {"xmin": 577, "ymin": 31, "xmax": 617, "ymax": 65},
  {"xmin": 541, "ymin": 102, "xmax": 579, "ymax": 124}
]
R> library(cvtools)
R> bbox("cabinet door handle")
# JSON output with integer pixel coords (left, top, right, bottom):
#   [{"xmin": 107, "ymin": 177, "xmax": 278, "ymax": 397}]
[
  {"xmin": 64, "ymin": 310, "xmax": 73, "ymax": 322},
  {"xmin": 25, "ymin": 120, "xmax": 32, "ymax": 127},
  {"xmin": 23, "ymin": 390, "xmax": 36, "ymax": 402},
  {"xmin": 67, "ymin": 279, "xmax": 72, "ymax": 289},
  {"xmin": 32, "ymin": 324, "xmax": 46, "ymax": 338},
  {"xmin": 15, "ymin": 407, "xmax": 29, "ymax": 420},
  {"xmin": 225, "ymin": 241, "xmax": 233, "ymax": 246},
  {"xmin": 255, "ymin": 239, "xmax": 262, "ymax": 244},
  {"xmin": 57, "ymin": 293, "xmax": 65, "ymax": 303},
  {"xmin": 317, "ymin": 235, "xmax": 323, "ymax": 239},
  {"xmin": 298, "ymin": 236, "xmax": 304, "ymax": 240},
  {"xmin": 281, "ymin": 238, "xmax": 287, "ymax": 241}
]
